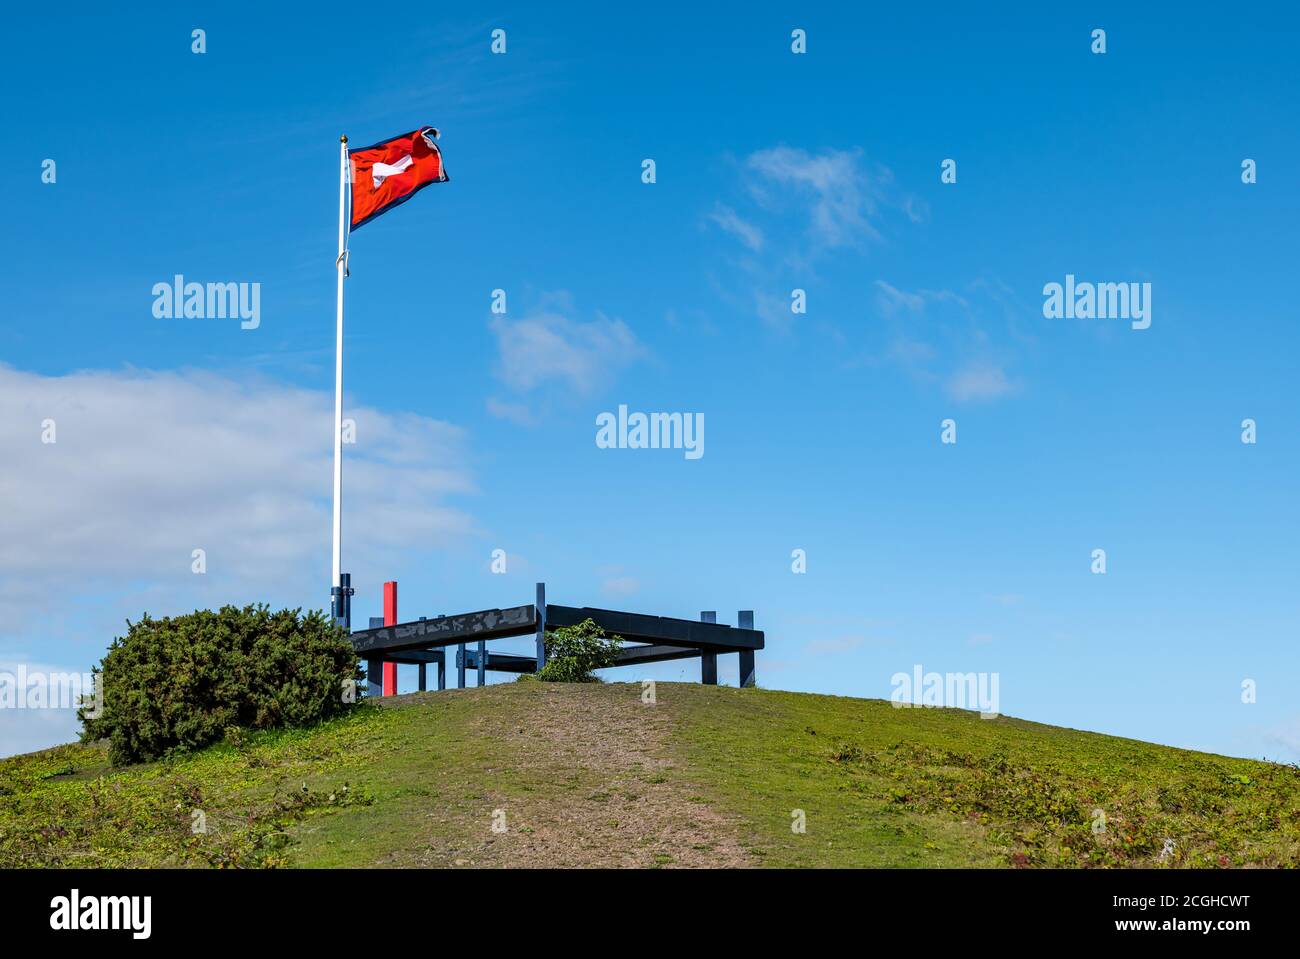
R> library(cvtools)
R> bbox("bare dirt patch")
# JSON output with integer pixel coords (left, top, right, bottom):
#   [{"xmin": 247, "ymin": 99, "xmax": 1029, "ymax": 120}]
[{"xmin": 441, "ymin": 682, "xmax": 756, "ymax": 868}]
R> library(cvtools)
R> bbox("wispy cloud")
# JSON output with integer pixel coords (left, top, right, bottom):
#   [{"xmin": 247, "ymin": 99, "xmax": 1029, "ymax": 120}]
[
  {"xmin": 946, "ymin": 362, "xmax": 1018, "ymax": 402},
  {"xmin": 600, "ymin": 576, "xmax": 641, "ymax": 598},
  {"xmin": 706, "ymin": 203, "xmax": 764, "ymax": 251},
  {"xmin": 869, "ymin": 280, "xmax": 1022, "ymax": 404},
  {"xmin": 484, "ymin": 396, "xmax": 536, "ymax": 426},
  {"xmin": 746, "ymin": 146, "xmax": 881, "ymax": 249},
  {"xmin": 753, "ymin": 290, "xmax": 796, "ymax": 332},
  {"xmin": 705, "ymin": 146, "xmax": 925, "ymax": 334},
  {"xmin": 488, "ymin": 296, "xmax": 644, "ymax": 405},
  {"xmin": 875, "ymin": 280, "xmax": 967, "ymax": 315}
]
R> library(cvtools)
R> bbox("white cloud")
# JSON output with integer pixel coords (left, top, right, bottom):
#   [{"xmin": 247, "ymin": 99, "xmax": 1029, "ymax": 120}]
[
  {"xmin": 707, "ymin": 203, "xmax": 764, "ymax": 251},
  {"xmin": 0, "ymin": 363, "xmax": 476, "ymax": 691},
  {"xmin": 870, "ymin": 280, "xmax": 1022, "ymax": 404},
  {"xmin": 902, "ymin": 195, "xmax": 929, "ymax": 224},
  {"xmin": 489, "ymin": 306, "xmax": 643, "ymax": 398},
  {"xmin": 746, "ymin": 146, "xmax": 880, "ymax": 248},
  {"xmin": 705, "ymin": 147, "xmax": 926, "ymax": 334},
  {"xmin": 600, "ymin": 576, "xmax": 640, "ymax": 598},
  {"xmin": 876, "ymin": 280, "xmax": 927, "ymax": 313},
  {"xmin": 946, "ymin": 362, "xmax": 1017, "ymax": 402},
  {"xmin": 875, "ymin": 280, "xmax": 967, "ymax": 315},
  {"xmin": 754, "ymin": 290, "xmax": 796, "ymax": 332},
  {"xmin": 484, "ymin": 396, "xmax": 536, "ymax": 426},
  {"xmin": 888, "ymin": 336, "xmax": 937, "ymax": 365}
]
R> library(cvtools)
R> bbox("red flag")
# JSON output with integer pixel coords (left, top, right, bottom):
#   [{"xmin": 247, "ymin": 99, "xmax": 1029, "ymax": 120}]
[{"xmin": 348, "ymin": 127, "xmax": 449, "ymax": 231}]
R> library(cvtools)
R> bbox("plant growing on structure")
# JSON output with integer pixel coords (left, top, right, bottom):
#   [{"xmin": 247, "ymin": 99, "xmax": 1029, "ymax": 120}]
[{"xmin": 538, "ymin": 619, "xmax": 623, "ymax": 683}]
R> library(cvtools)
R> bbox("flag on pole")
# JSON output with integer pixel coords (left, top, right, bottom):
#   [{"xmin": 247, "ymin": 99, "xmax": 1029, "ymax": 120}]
[
  {"xmin": 331, "ymin": 124, "xmax": 448, "ymax": 643},
  {"xmin": 348, "ymin": 126, "xmax": 449, "ymax": 231}
]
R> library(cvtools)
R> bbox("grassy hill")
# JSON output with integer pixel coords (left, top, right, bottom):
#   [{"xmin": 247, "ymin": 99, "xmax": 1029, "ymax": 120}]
[{"xmin": 2, "ymin": 681, "xmax": 1296, "ymax": 868}]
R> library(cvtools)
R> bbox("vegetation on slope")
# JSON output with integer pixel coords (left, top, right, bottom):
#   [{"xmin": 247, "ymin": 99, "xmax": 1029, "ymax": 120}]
[
  {"xmin": 672, "ymin": 687, "xmax": 1300, "ymax": 867},
  {"xmin": 81, "ymin": 605, "xmax": 360, "ymax": 765},
  {"xmin": 2, "ymin": 682, "xmax": 1295, "ymax": 868}
]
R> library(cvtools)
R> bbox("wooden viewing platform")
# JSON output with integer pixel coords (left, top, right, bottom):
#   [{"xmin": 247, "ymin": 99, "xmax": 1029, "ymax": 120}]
[{"xmin": 347, "ymin": 582, "xmax": 763, "ymax": 696}]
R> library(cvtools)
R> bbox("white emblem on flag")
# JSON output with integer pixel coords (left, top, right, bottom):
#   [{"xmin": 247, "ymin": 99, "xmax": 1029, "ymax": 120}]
[{"xmin": 371, "ymin": 154, "xmax": 413, "ymax": 188}]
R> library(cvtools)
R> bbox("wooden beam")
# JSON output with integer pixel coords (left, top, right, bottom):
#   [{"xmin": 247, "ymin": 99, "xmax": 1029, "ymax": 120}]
[
  {"xmin": 546, "ymin": 605, "xmax": 764, "ymax": 651},
  {"xmin": 385, "ymin": 650, "xmax": 445, "ymax": 665},
  {"xmin": 350, "ymin": 604, "xmax": 537, "ymax": 656},
  {"xmin": 458, "ymin": 648, "xmax": 537, "ymax": 673},
  {"xmin": 615, "ymin": 643, "xmax": 702, "ymax": 666},
  {"xmin": 457, "ymin": 643, "xmax": 701, "ymax": 673}
]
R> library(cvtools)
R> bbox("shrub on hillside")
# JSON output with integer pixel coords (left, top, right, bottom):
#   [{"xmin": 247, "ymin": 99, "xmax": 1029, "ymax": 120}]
[
  {"xmin": 537, "ymin": 618, "xmax": 623, "ymax": 682},
  {"xmin": 79, "ymin": 605, "xmax": 362, "ymax": 765}
]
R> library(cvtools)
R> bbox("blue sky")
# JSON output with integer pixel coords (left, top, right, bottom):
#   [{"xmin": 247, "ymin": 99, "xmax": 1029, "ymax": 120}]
[{"xmin": 2, "ymin": 3, "xmax": 1298, "ymax": 761}]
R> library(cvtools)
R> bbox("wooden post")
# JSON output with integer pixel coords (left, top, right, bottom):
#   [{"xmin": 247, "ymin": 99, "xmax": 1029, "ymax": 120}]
[
  {"xmin": 477, "ymin": 639, "xmax": 486, "ymax": 687},
  {"xmin": 738, "ymin": 610, "xmax": 756, "ymax": 688},
  {"xmin": 438, "ymin": 613, "xmax": 447, "ymax": 690},
  {"xmin": 700, "ymin": 611, "xmax": 718, "ymax": 685},
  {"xmin": 457, "ymin": 643, "xmax": 466, "ymax": 688},
  {"xmin": 365, "ymin": 616, "xmax": 383, "ymax": 698},
  {"xmin": 382, "ymin": 581, "xmax": 398, "ymax": 696},
  {"xmin": 535, "ymin": 582, "xmax": 547, "ymax": 673},
  {"xmin": 416, "ymin": 617, "xmax": 427, "ymax": 692}
]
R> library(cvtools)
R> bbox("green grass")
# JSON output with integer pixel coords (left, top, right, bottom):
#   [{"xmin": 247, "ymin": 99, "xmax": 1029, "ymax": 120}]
[
  {"xmin": 670, "ymin": 686, "xmax": 1300, "ymax": 867},
  {"xmin": 2, "ymin": 682, "xmax": 1296, "ymax": 868},
  {"xmin": 0, "ymin": 706, "xmax": 388, "ymax": 867}
]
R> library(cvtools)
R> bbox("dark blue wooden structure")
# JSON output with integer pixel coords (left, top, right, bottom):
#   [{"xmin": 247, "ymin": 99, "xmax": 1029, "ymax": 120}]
[{"xmin": 348, "ymin": 582, "xmax": 763, "ymax": 697}]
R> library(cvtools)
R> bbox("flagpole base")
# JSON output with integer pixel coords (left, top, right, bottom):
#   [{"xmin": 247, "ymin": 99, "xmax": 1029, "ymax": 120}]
[{"xmin": 330, "ymin": 574, "xmax": 354, "ymax": 630}]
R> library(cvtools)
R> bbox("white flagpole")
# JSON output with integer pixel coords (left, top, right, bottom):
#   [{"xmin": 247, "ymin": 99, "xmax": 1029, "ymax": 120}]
[{"xmin": 331, "ymin": 135, "xmax": 349, "ymax": 615}]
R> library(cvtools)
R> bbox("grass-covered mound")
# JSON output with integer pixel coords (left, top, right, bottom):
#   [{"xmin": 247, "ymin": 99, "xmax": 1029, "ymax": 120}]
[
  {"xmin": 3, "ymin": 683, "xmax": 1296, "ymax": 868},
  {"xmin": 81, "ymin": 605, "xmax": 361, "ymax": 765},
  {"xmin": 0, "ymin": 708, "xmax": 382, "ymax": 867}
]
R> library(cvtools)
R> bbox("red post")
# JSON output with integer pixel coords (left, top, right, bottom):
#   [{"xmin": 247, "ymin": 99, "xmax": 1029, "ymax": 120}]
[{"xmin": 383, "ymin": 581, "xmax": 398, "ymax": 696}]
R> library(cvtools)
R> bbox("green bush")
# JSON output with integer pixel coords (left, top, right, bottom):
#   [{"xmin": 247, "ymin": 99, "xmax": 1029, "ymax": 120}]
[
  {"xmin": 537, "ymin": 618, "xmax": 623, "ymax": 682},
  {"xmin": 79, "ymin": 605, "xmax": 362, "ymax": 765}
]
